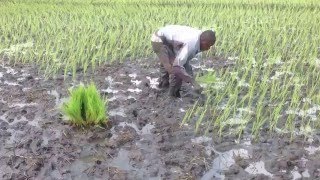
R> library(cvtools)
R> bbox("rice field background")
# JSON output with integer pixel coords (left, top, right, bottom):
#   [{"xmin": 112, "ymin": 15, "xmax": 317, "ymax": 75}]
[
  {"xmin": 1, "ymin": 0, "xmax": 320, "ymax": 179},
  {"xmin": 1, "ymin": 0, "xmax": 320, "ymax": 138}
]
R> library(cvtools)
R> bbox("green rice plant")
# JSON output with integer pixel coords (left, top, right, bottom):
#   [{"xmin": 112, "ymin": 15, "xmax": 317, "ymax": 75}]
[
  {"xmin": 196, "ymin": 71, "xmax": 217, "ymax": 86},
  {"xmin": 61, "ymin": 82, "xmax": 108, "ymax": 127},
  {"xmin": 1, "ymin": 0, "xmax": 320, "ymax": 140},
  {"xmin": 181, "ymin": 100, "xmax": 199, "ymax": 126}
]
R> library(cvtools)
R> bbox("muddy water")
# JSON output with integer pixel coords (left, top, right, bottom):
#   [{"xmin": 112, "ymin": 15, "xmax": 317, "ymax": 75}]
[
  {"xmin": 1, "ymin": 58, "xmax": 320, "ymax": 179},
  {"xmin": 202, "ymin": 148, "xmax": 249, "ymax": 179}
]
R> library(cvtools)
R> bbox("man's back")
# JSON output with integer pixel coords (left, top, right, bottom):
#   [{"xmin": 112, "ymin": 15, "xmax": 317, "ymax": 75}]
[
  {"xmin": 157, "ymin": 25, "xmax": 202, "ymax": 45},
  {"xmin": 155, "ymin": 25, "xmax": 202, "ymax": 65},
  {"xmin": 151, "ymin": 25, "xmax": 215, "ymax": 97}
]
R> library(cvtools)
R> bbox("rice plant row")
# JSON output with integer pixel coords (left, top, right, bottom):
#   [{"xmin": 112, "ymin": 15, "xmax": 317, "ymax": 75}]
[{"xmin": 1, "ymin": 0, "xmax": 320, "ymax": 137}]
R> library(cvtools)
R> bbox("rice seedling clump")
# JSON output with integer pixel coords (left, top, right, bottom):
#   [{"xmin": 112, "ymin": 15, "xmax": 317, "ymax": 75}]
[{"xmin": 61, "ymin": 82, "xmax": 108, "ymax": 127}]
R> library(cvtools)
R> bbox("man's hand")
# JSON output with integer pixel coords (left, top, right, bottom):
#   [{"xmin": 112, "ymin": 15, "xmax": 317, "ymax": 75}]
[
  {"xmin": 163, "ymin": 62, "xmax": 173, "ymax": 74},
  {"xmin": 192, "ymin": 81, "xmax": 204, "ymax": 94},
  {"xmin": 172, "ymin": 66, "xmax": 193, "ymax": 83},
  {"xmin": 172, "ymin": 66, "xmax": 203, "ymax": 93}
]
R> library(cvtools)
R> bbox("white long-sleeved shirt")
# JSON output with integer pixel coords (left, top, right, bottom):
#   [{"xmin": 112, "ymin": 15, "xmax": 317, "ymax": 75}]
[{"xmin": 152, "ymin": 25, "xmax": 202, "ymax": 67}]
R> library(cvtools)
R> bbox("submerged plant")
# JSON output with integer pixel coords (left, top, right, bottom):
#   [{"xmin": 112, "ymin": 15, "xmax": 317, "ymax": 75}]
[
  {"xmin": 61, "ymin": 82, "xmax": 108, "ymax": 127},
  {"xmin": 196, "ymin": 71, "xmax": 217, "ymax": 86}
]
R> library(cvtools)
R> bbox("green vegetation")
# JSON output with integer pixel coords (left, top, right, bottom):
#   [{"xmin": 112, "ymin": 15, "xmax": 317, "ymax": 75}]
[
  {"xmin": 1, "ymin": 0, "xmax": 320, "ymax": 138},
  {"xmin": 179, "ymin": 0, "xmax": 320, "ymax": 139},
  {"xmin": 61, "ymin": 83, "xmax": 108, "ymax": 127},
  {"xmin": 196, "ymin": 71, "xmax": 217, "ymax": 87}
]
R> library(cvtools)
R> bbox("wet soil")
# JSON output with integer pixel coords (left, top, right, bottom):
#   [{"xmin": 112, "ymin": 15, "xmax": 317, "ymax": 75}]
[{"xmin": 0, "ymin": 57, "xmax": 320, "ymax": 180}]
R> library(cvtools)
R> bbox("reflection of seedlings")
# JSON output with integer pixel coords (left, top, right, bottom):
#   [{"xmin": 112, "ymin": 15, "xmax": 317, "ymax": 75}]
[
  {"xmin": 131, "ymin": 79, "xmax": 142, "ymax": 86},
  {"xmin": 299, "ymin": 125, "xmax": 313, "ymax": 136},
  {"xmin": 146, "ymin": 76, "xmax": 159, "ymax": 89},
  {"xmin": 128, "ymin": 88, "xmax": 142, "ymax": 93},
  {"xmin": 128, "ymin": 73, "xmax": 137, "ymax": 79},
  {"xmin": 9, "ymin": 102, "xmax": 37, "ymax": 108},
  {"xmin": 270, "ymin": 71, "xmax": 285, "ymax": 80},
  {"xmin": 5, "ymin": 66, "xmax": 18, "ymax": 75},
  {"xmin": 105, "ymin": 76, "xmax": 123, "ymax": 89},
  {"xmin": 270, "ymin": 71, "xmax": 294, "ymax": 80},
  {"xmin": 108, "ymin": 95, "xmax": 136, "ymax": 102},
  {"xmin": 105, "ymin": 76, "xmax": 114, "ymax": 85},
  {"xmin": 17, "ymin": 77, "xmax": 25, "ymax": 81},
  {"xmin": 1, "ymin": 42, "xmax": 33, "ymax": 56},
  {"xmin": 4, "ymin": 81, "xmax": 20, "ymax": 86},
  {"xmin": 302, "ymin": 98, "xmax": 312, "ymax": 104},
  {"xmin": 222, "ymin": 107, "xmax": 253, "ymax": 126},
  {"xmin": 222, "ymin": 117, "xmax": 248, "ymax": 126},
  {"xmin": 286, "ymin": 104, "xmax": 320, "ymax": 121},
  {"xmin": 237, "ymin": 80, "xmax": 250, "ymax": 87},
  {"xmin": 105, "ymin": 76, "xmax": 122, "ymax": 85},
  {"xmin": 101, "ymin": 88, "xmax": 119, "ymax": 94},
  {"xmin": 263, "ymin": 57, "xmax": 284, "ymax": 67},
  {"xmin": 103, "ymin": 76, "xmax": 124, "ymax": 94},
  {"xmin": 217, "ymin": 101, "xmax": 228, "ymax": 110},
  {"xmin": 314, "ymin": 58, "xmax": 320, "ymax": 66},
  {"xmin": 241, "ymin": 137, "xmax": 251, "ymax": 145},
  {"xmin": 229, "ymin": 71, "xmax": 239, "ymax": 80},
  {"xmin": 237, "ymin": 108, "xmax": 254, "ymax": 114},
  {"xmin": 22, "ymin": 87, "xmax": 31, "ymax": 92},
  {"xmin": 213, "ymin": 81, "xmax": 226, "ymax": 90},
  {"xmin": 61, "ymin": 82, "xmax": 108, "ymax": 127},
  {"xmin": 17, "ymin": 72, "xmax": 31, "ymax": 82},
  {"xmin": 201, "ymin": 67, "xmax": 215, "ymax": 72},
  {"xmin": 227, "ymin": 56, "xmax": 239, "ymax": 61}
]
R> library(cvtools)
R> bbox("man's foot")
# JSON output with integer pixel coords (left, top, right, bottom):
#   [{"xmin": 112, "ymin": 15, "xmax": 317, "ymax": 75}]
[
  {"xmin": 175, "ymin": 90, "xmax": 181, "ymax": 98},
  {"xmin": 158, "ymin": 80, "xmax": 169, "ymax": 89},
  {"xmin": 169, "ymin": 87, "xmax": 181, "ymax": 98}
]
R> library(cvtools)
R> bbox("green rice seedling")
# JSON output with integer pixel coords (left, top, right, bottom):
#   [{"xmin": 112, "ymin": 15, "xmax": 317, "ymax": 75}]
[
  {"xmin": 196, "ymin": 71, "xmax": 217, "ymax": 86},
  {"xmin": 61, "ymin": 82, "xmax": 108, "ymax": 127},
  {"xmin": 181, "ymin": 100, "xmax": 199, "ymax": 126},
  {"xmin": 195, "ymin": 108, "xmax": 207, "ymax": 133},
  {"xmin": 194, "ymin": 95, "xmax": 212, "ymax": 133}
]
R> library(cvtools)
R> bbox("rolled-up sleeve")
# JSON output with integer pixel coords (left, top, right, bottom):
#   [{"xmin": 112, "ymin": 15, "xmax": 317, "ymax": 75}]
[{"xmin": 172, "ymin": 43, "xmax": 191, "ymax": 67}]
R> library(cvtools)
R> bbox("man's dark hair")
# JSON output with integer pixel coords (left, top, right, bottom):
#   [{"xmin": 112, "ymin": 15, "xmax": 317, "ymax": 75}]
[{"xmin": 200, "ymin": 30, "xmax": 216, "ymax": 44}]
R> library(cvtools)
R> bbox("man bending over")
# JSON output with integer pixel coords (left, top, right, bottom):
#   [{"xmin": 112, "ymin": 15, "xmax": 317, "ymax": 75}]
[{"xmin": 151, "ymin": 25, "xmax": 216, "ymax": 98}]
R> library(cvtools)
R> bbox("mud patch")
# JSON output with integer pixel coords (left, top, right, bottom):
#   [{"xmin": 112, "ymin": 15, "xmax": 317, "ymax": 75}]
[{"xmin": 0, "ymin": 57, "xmax": 320, "ymax": 179}]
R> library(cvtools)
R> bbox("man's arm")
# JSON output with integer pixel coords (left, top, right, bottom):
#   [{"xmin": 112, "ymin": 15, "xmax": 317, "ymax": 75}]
[
  {"xmin": 172, "ymin": 43, "xmax": 194, "ymax": 83},
  {"xmin": 173, "ymin": 43, "xmax": 190, "ymax": 67}
]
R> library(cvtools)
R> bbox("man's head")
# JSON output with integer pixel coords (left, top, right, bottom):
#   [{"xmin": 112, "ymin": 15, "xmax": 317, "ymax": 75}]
[{"xmin": 199, "ymin": 30, "xmax": 216, "ymax": 51}]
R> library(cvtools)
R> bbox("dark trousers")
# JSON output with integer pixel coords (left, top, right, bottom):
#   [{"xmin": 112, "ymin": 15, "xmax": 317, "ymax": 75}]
[{"xmin": 151, "ymin": 41, "xmax": 193, "ymax": 97}]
